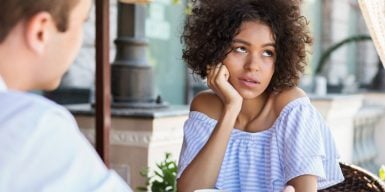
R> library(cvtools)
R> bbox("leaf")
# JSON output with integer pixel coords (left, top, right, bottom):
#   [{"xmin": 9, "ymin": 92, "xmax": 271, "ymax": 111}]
[
  {"xmin": 380, "ymin": 165, "xmax": 385, "ymax": 181},
  {"xmin": 136, "ymin": 186, "xmax": 148, "ymax": 191},
  {"xmin": 138, "ymin": 152, "xmax": 178, "ymax": 192},
  {"xmin": 184, "ymin": 2, "xmax": 193, "ymax": 15},
  {"xmin": 152, "ymin": 181, "xmax": 166, "ymax": 191},
  {"xmin": 171, "ymin": 0, "xmax": 181, "ymax": 5},
  {"xmin": 154, "ymin": 170, "xmax": 164, "ymax": 178},
  {"xmin": 139, "ymin": 167, "xmax": 149, "ymax": 177}
]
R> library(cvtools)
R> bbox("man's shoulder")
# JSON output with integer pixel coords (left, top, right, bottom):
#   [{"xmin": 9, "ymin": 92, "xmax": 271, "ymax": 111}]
[
  {"xmin": 0, "ymin": 91, "xmax": 71, "ymax": 124},
  {"xmin": 0, "ymin": 91, "xmax": 63, "ymax": 110},
  {"xmin": 0, "ymin": 92, "xmax": 132, "ymax": 192}
]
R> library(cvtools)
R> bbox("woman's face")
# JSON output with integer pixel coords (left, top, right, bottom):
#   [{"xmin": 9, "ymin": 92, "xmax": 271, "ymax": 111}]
[{"xmin": 223, "ymin": 21, "xmax": 276, "ymax": 100}]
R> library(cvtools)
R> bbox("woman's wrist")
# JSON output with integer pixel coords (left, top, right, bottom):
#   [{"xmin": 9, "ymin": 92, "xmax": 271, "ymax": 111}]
[
  {"xmin": 224, "ymin": 100, "xmax": 242, "ymax": 114},
  {"xmin": 221, "ymin": 104, "xmax": 241, "ymax": 123}
]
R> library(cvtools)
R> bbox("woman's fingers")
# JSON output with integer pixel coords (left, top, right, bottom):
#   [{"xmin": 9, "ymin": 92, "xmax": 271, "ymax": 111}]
[
  {"xmin": 206, "ymin": 63, "xmax": 242, "ymax": 107},
  {"xmin": 213, "ymin": 63, "xmax": 224, "ymax": 84},
  {"xmin": 206, "ymin": 65, "xmax": 214, "ymax": 88},
  {"xmin": 217, "ymin": 63, "xmax": 229, "ymax": 81},
  {"xmin": 213, "ymin": 63, "xmax": 222, "ymax": 82},
  {"xmin": 213, "ymin": 63, "xmax": 222, "ymax": 75},
  {"xmin": 207, "ymin": 63, "xmax": 222, "ymax": 89}
]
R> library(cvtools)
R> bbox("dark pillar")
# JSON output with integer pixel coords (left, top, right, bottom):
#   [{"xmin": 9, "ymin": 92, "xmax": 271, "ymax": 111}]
[
  {"xmin": 111, "ymin": 2, "xmax": 166, "ymax": 108},
  {"xmin": 95, "ymin": 0, "xmax": 111, "ymax": 167}
]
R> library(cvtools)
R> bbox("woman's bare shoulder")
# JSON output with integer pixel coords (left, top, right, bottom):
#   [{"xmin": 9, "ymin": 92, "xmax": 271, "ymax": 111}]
[
  {"xmin": 272, "ymin": 87, "xmax": 307, "ymax": 114},
  {"xmin": 190, "ymin": 90, "xmax": 223, "ymax": 120}
]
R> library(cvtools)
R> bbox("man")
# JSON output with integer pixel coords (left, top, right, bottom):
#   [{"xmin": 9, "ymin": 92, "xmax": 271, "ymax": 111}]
[{"xmin": 0, "ymin": 0, "xmax": 132, "ymax": 191}]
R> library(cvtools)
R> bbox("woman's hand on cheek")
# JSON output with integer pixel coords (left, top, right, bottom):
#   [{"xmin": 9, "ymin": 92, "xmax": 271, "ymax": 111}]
[{"xmin": 207, "ymin": 63, "xmax": 243, "ymax": 110}]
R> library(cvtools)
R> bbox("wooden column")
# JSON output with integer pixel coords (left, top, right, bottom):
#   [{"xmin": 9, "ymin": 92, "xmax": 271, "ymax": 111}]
[{"xmin": 95, "ymin": 0, "xmax": 111, "ymax": 167}]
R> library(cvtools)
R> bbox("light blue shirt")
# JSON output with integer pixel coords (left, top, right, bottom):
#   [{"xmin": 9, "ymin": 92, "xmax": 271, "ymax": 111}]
[
  {"xmin": 178, "ymin": 97, "xmax": 344, "ymax": 192},
  {"xmin": 0, "ymin": 76, "xmax": 132, "ymax": 192}
]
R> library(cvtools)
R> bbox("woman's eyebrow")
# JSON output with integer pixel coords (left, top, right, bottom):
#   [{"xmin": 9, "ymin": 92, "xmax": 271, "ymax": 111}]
[
  {"xmin": 232, "ymin": 39, "xmax": 251, "ymax": 46},
  {"xmin": 232, "ymin": 39, "xmax": 275, "ymax": 47},
  {"xmin": 261, "ymin": 43, "xmax": 276, "ymax": 47}
]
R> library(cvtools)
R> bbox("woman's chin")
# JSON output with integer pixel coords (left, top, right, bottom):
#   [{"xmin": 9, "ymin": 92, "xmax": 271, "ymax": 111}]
[{"xmin": 239, "ymin": 91, "xmax": 264, "ymax": 100}]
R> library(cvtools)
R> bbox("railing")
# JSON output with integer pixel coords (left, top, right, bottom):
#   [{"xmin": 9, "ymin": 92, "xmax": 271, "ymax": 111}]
[{"xmin": 353, "ymin": 104, "xmax": 384, "ymax": 173}]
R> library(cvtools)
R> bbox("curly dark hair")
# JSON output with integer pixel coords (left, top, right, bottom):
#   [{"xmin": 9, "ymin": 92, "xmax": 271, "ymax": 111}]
[{"xmin": 182, "ymin": 0, "xmax": 312, "ymax": 92}]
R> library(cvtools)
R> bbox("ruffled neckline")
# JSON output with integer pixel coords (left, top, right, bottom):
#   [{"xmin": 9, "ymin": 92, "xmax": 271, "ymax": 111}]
[{"xmin": 189, "ymin": 96, "xmax": 310, "ymax": 136}]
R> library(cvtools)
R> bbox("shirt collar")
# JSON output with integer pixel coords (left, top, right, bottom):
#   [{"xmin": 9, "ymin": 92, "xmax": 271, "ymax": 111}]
[{"xmin": 0, "ymin": 75, "xmax": 7, "ymax": 91}]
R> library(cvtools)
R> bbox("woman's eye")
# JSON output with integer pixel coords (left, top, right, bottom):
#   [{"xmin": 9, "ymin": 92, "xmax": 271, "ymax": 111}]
[
  {"xmin": 262, "ymin": 50, "xmax": 274, "ymax": 57},
  {"xmin": 234, "ymin": 47, "xmax": 247, "ymax": 53}
]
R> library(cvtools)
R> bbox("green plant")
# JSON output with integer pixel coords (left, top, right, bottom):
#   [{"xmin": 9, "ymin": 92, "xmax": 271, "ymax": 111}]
[
  {"xmin": 380, "ymin": 165, "xmax": 385, "ymax": 181},
  {"xmin": 137, "ymin": 153, "xmax": 178, "ymax": 192},
  {"xmin": 171, "ymin": 0, "xmax": 192, "ymax": 15}
]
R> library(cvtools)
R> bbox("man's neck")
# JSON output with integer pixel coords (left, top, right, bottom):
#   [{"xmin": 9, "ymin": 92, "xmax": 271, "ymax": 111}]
[
  {"xmin": 0, "ymin": 44, "xmax": 34, "ymax": 92},
  {"xmin": 0, "ymin": 23, "xmax": 35, "ymax": 92}
]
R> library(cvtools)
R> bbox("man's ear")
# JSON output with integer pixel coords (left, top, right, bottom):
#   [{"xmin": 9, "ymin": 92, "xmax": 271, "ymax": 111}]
[{"xmin": 24, "ymin": 12, "xmax": 55, "ymax": 55}]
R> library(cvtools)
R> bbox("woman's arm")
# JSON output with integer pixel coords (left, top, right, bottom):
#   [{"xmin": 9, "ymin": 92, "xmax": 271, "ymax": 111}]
[
  {"xmin": 287, "ymin": 174, "xmax": 317, "ymax": 192},
  {"xmin": 177, "ymin": 64, "xmax": 242, "ymax": 192},
  {"xmin": 177, "ymin": 107, "xmax": 239, "ymax": 191}
]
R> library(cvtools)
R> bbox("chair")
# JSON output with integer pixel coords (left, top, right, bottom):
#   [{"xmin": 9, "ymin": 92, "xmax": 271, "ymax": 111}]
[{"xmin": 319, "ymin": 162, "xmax": 385, "ymax": 192}]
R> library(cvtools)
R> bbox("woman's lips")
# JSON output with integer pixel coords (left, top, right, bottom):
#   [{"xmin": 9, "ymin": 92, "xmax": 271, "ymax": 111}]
[{"xmin": 239, "ymin": 78, "xmax": 260, "ymax": 87}]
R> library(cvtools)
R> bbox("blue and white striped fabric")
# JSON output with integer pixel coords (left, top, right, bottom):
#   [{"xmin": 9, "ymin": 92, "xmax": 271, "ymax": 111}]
[{"xmin": 177, "ymin": 97, "xmax": 344, "ymax": 192}]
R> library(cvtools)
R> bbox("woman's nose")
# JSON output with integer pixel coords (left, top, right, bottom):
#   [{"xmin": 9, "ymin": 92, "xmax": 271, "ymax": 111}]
[{"xmin": 244, "ymin": 54, "xmax": 261, "ymax": 71}]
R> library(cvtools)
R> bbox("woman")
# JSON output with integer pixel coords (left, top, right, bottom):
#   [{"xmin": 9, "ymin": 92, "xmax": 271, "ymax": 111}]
[{"xmin": 177, "ymin": 0, "xmax": 344, "ymax": 191}]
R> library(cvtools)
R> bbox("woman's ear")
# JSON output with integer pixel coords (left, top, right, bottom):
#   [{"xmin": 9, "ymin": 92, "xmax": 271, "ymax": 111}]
[{"xmin": 24, "ymin": 12, "xmax": 55, "ymax": 55}]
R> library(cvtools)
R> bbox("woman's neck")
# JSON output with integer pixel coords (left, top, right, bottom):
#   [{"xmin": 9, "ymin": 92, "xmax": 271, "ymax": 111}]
[{"xmin": 237, "ymin": 92, "xmax": 270, "ymax": 124}]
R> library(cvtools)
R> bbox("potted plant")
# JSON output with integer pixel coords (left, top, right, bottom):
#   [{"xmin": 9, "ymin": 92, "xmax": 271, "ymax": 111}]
[{"xmin": 137, "ymin": 153, "xmax": 178, "ymax": 192}]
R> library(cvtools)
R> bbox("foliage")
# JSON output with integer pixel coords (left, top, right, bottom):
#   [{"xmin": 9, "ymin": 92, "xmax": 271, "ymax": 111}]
[
  {"xmin": 171, "ymin": 0, "xmax": 192, "ymax": 15},
  {"xmin": 380, "ymin": 165, "xmax": 385, "ymax": 181},
  {"xmin": 316, "ymin": 34, "xmax": 372, "ymax": 74},
  {"xmin": 137, "ymin": 153, "xmax": 178, "ymax": 192},
  {"xmin": 183, "ymin": 1, "xmax": 192, "ymax": 15}
]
